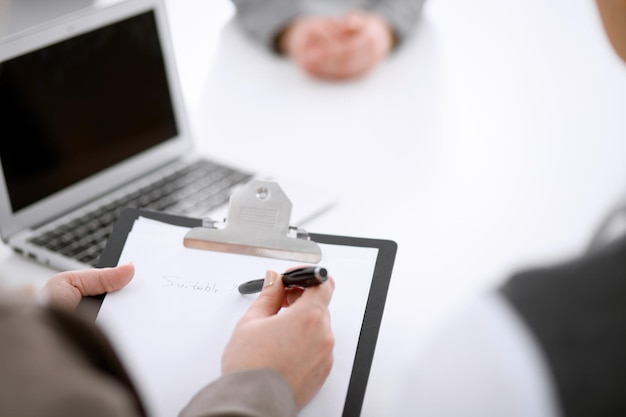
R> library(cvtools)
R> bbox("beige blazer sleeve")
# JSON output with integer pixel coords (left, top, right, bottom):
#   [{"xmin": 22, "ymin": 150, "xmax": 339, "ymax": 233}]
[
  {"xmin": 0, "ymin": 298, "xmax": 296, "ymax": 417},
  {"xmin": 180, "ymin": 369, "xmax": 297, "ymax": 417},
  {"xmin": 0, "ymin": 297, "xmax": 146, "ymax": 417}
]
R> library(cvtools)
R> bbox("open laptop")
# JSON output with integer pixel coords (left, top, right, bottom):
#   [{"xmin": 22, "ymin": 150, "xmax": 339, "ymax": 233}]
[{"xmin": 0, "ymin": 0, "xmax": 333, "ymax": 271}]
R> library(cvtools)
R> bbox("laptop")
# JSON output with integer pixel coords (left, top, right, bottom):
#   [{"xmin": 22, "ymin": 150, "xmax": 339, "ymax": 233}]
[{"xmin": 0, "ymin": 0, "xmax": 333, "ymax": 271}]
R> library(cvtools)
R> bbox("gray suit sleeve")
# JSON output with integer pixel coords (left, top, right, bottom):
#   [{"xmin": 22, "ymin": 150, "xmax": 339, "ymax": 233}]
[
  {"xmin": 230, "ymin": 0, "xmax": 426, "ymax": 51},
  {"xmin": 363, "ymin": 0, "xmax": 426, "ymax": 46},
  {"xmin": 179, "ymin": 369, "xmax": 298, "ymax": 417},
  {"xmin": 0, "ymin": 300, "xmax": 296, "ymax": 417},
  {"xmin": 229, "ymin": 0, "xmax": 301, "ymax": 51}
]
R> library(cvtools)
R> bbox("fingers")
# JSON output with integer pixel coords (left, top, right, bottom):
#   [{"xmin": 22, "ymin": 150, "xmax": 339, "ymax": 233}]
[
  {"xmin": 278, "ymin": 265, "xmax": 335, "ymax": 307},
  {"xmin": 240, "ymin": 268, "xmax": 334, "ymax": 322},
  {"xmin": 293, "ymin": 275, "xmax": 335, "ymax": 309},
  {"xmin": 343, "ymin": 10, "xmax": 366, "ymax": 34},
  {"xmin": 286, "ymin": 287, "xmax": 304, "ymax": 306},
  {"xmin": 291, "ymin": 18, "xmax": 340, "ymax": 68},
  {"xmin": 305, "ymin": 24, "xmax": 382, "ymax": 79},
  {"xmin": 306, "ymin": 18, "xmax": 342, "ymax": 45},
  {"xmin": 221, "ymin": 270, "xmax": 335, "ymax": 409},
  {"xmin": 291, "ymin": 11, "xmax": 393, "ymax": 80},
  {"xmin": 41, "ymin": 263, "xmax": 135, "ymax": 309},
  {"xmin": 282, "ymin": 16, "xmax": 339, "ymax": 57},
  {"xmin": 239, "ymin": 270, "xmax": 286, "ymax": 321}
]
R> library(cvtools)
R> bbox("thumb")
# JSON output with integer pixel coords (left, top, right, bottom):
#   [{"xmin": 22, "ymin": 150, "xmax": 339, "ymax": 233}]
[
  {"xmin": 41, "ymin": 263, "xmax": 135, "ymax": 310},
  {"xmin": 240, "ymin": 270, "xmax": 285, "ymax": 321},
  {"xmin": 343, "ymin": 10, "xmax": 365, "ymax": 32}
]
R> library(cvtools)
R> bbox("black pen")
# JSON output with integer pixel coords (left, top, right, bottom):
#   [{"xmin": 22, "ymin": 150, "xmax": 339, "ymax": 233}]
[{"xmin": 238, "ymin": 266, "xmax": 328, "ymax": 294}]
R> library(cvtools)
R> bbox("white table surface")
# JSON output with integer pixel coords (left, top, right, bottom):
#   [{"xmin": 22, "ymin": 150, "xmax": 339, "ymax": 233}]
[{"xmin": 2, "ymin": 0, "xmax": 626, "ymax": 415}]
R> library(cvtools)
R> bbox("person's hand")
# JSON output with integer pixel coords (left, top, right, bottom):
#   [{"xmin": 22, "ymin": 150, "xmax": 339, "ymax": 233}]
[
  {"xmin": 279, "ymin": 11, "xmax": 395, "ymax": 80},
  {"xmin": 40, "ymin": 263, "xmax": 135, "ymax": 310},
  {"xmin": 221, "ymin": 269, "xmax": 335, "ymax": 409}
]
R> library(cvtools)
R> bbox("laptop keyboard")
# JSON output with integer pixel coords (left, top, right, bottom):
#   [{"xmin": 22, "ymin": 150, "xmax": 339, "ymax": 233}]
[{"xmin": 29, "ymin": 159, "xmax": 252, "ymax": 267}]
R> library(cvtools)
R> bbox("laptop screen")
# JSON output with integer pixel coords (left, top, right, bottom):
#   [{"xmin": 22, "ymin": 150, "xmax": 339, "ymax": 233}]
[{"xmin": 0, "ymin": 10, "xmax": 178, "ymax": 212}]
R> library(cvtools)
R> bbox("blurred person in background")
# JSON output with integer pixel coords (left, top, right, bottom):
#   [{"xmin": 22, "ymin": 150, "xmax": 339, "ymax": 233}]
[
  {"xmin": 230, "ymin": 0, "xmax": 426, "ymax": 80},
  {"xmin": 394, "ymin": 1, "xmax": 626, "ymax": 416}
]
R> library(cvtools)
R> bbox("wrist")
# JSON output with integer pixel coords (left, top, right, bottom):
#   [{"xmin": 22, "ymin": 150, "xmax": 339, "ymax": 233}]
[
  {"xmin": 274, "ymin": 21, "xmax": 297, "ymax": 55},
  {"xmin": 372, "ymin": 15, "xmax": 396, "ymax": 54}
]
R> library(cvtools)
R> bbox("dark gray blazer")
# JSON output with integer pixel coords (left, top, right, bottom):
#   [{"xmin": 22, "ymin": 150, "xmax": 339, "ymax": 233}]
[{"xmin": 501, "ymin": 235, "xmax": 626, "ymax": 417}]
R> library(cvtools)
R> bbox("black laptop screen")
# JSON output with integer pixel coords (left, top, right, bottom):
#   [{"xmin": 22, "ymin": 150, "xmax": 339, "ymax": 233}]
[{"xmin": 0, "ymin": 10, "xmax": 178, "ymax": 212}]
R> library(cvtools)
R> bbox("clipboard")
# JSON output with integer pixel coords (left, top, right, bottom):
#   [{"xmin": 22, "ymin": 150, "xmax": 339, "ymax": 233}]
[{"xmin": 81, "ymin": 182, "xmax": 397, "ymax": 417}]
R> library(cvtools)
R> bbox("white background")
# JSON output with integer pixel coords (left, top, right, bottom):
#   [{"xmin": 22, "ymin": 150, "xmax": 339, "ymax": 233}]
[{"xmin": 2, "ymin": 0, "xmax": 626, "ymax": 415}]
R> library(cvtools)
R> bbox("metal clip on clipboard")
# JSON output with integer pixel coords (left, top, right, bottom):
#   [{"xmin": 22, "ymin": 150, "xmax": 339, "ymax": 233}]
[{"xmin": 183, "ymin": 180, "xmax": 322, "ymax": 263}]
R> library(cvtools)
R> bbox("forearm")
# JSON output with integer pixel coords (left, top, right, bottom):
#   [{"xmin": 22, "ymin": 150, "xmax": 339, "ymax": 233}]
[{"xmin": 229, "ymin": 0, "xmax": 300, "ymax": 51}]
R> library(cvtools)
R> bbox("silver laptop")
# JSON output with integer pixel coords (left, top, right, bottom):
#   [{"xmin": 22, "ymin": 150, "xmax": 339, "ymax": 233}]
[{"xmin": 0, "ymin": 0, "xmax": 332, "ymax": 271}]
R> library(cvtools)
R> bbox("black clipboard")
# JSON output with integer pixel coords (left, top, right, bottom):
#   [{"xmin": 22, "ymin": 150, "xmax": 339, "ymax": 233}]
[{"xmin": 82, "ymin": 206, "xmax": 397, "ymax": 417}]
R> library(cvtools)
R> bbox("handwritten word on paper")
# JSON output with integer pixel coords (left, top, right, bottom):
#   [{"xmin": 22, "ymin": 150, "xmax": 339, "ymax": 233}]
[{"xmin": 161, "ymin": 276, "xmax": 238, "ymax": 294}]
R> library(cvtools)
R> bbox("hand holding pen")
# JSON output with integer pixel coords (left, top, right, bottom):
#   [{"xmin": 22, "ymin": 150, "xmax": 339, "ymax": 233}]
[
  {"xmin": 223, "ymin": 268, "xmax": 335, "ymax": 409},
  {"xmin": 238, "ymin": 266, "xmax": 329, "ymax": 294}
]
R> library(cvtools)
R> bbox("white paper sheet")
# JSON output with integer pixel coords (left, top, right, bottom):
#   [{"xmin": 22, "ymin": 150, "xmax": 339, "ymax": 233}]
[{"xmin": 96, "ymin": 217, "xmax": 379, "ymax": 417}]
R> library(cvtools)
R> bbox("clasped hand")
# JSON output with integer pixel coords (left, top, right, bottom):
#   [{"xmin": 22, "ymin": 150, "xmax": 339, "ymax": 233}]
[{"xmin": 280, "ymin": 11, "xmax": 394, "ymax": 80}]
